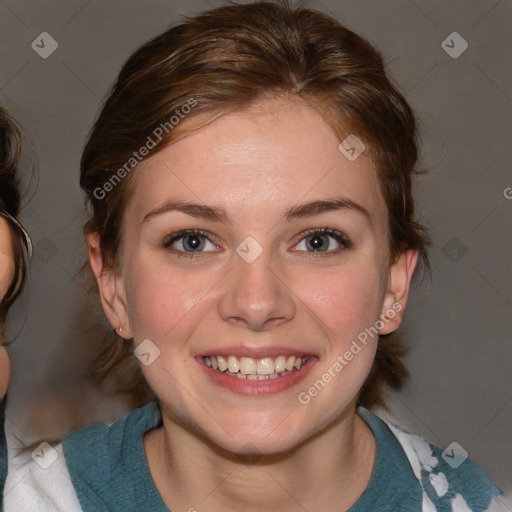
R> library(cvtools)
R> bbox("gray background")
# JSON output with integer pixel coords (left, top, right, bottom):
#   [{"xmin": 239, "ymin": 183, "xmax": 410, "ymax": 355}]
[{"xmin": 1, "ymin": 0, "xmax": 511, "ymax": 494}]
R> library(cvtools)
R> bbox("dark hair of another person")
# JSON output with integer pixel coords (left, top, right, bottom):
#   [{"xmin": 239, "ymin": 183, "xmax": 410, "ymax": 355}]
[{"xmin": 0, "ymin": 105, "xmax": 32, "ymax": 329}]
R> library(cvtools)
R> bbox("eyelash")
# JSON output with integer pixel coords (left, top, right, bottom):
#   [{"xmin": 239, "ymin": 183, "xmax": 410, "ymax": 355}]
[{"xmin": 163, "ymin": 227, "xmax": 351, "ymax": 259}]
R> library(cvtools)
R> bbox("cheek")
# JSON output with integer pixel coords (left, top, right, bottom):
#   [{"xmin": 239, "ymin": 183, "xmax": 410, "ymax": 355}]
[
  {"xmin": 290, "ymin": 262, "xmax": 385, "ymax": 423},
  {"xmin": 295, "ymin": 261, "xmax": 385, "ymax": 345},
  {"xmin": 125, "ymin": 257, "xmax": 219, "ymax": 344}
]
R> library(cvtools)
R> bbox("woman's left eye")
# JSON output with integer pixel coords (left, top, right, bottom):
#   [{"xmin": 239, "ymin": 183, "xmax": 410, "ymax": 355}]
[{"xmin": 293, "ymin": 228, "xmax": 351, "ymax": 255}]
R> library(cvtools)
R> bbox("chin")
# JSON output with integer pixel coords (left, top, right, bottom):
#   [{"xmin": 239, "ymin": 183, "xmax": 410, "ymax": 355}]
[
  {"xmin": 198, "ymin": 413, "xmax": 312, "ymax": 459},
  {"xmin": 213, "ymin": 431, "xmax": 304, "ymax": 461}
]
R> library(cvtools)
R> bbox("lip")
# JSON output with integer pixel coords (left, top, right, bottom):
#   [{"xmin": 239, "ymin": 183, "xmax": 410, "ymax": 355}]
[
  {"xmin": 200, "ymin": 346, "xmax": 313, "ymax": 359},
  {"xmin": 196, "ymin": 355, "xmax": 318, "ymax": 396}
]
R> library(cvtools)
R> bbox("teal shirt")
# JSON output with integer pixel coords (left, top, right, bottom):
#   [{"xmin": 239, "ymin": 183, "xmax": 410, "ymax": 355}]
[{"xmin": 62, "ymin": 402, "xmax": 501, "ymax": 512}]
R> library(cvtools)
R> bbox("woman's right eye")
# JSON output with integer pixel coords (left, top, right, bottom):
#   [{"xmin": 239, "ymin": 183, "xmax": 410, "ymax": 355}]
[{"xmin": 163, "ymin": 230, "xmax": 220, "ymax": 258}]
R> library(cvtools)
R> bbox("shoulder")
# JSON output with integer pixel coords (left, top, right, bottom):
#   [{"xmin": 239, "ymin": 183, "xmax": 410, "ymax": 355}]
[
  {"xmin": 61, "ymin": 401, "xmax": 164, "ymax": 512},
  {"xmin": 4, "ymin": 402, "xmax": 162, "ymax": 512},
  {"xmin": 376, "ymin": 410, "xmax": 505, "ymax": 512},
  {"xmin": 429, "ymin": 443, "xmax": 502, "ymax": 509},
  {"xmin": 62, "ymin": 401, "xmax": 161, "ymax": 475}
]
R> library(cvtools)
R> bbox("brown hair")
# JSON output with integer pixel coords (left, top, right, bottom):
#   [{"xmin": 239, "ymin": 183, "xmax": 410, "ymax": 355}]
[
  {"xmin": 0, "ymin": 105, "xmax": 32, "ymax": 329},
  {"xmin": 80, "ymin": 0, "xmax": 430, "ymax": 409}
]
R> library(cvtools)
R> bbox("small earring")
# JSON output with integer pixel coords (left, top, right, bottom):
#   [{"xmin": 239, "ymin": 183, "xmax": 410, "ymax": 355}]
[{"xmin": 118, "ymin": 327, "xmax": 123, "ymax": 334}]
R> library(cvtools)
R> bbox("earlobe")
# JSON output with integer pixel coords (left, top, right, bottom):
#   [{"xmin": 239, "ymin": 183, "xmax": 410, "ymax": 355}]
[
  {"xmin": 379, "ymin": 249, "xmax": 418, "ymax": 335},
  {"xmin": 85, "ymin": 233, "xmax": 132, "ymax": 339}
]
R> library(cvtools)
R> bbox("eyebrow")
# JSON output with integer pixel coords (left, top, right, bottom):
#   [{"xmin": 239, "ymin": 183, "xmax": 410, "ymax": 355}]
[{"xmin": 142, "ymin": 197, "xmax": 371, "ymax": 224}]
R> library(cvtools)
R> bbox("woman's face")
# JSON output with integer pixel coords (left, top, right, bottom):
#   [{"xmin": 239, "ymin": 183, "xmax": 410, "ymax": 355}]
[
  {"xmin": 93, "ymin": 97, "xmax": 416, "ymax": 454},
  {"xmin": 0, "ymin": 217, "xmax": 15, "ymax": 398}
]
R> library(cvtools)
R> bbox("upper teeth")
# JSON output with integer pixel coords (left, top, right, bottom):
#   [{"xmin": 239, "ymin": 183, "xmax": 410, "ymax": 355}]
[{"xmin": 205, "ymin": 355, "xmax": 306, "ymax": 375}]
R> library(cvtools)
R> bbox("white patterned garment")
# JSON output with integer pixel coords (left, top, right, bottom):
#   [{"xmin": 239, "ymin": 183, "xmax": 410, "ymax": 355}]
[{"xmin": 382, "ymin": 416, "xmax": 509, "ymax": 512}]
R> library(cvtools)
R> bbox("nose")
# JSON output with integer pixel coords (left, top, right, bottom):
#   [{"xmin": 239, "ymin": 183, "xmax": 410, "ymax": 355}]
[{"xmin": 217, "ymin": 247, "xmax": 296, "ymax": 331}]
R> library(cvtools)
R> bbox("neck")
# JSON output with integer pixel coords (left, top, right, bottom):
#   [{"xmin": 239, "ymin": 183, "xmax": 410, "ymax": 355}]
[{"xmin": 145, "ymin": 403, "xmax": 376, "ymax": 512}]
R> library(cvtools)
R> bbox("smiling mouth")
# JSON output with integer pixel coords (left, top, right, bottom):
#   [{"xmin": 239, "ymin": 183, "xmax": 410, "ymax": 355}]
[{"xmin": 204, "ymin": 355, "xmax": 309, "ymax": 380}]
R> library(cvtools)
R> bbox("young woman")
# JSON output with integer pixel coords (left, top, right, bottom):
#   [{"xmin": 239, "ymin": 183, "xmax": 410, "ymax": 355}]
[
  {"xmin": 0, "ymin": 105, "xmax": 32, "ymax": 510},
  {"xmin": 5, "ymin": 2, "xmax": 507, "ymax": 511}
]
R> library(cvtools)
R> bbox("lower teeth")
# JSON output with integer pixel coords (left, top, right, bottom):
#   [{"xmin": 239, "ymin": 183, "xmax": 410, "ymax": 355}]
[{"xmin": 206, "ymin": 361, "xmax": 307, "ymax": 379}]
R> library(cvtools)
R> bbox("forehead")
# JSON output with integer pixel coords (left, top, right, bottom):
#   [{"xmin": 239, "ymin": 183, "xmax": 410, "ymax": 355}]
[{"xmin": 128, "ymin": 97, "xmax": 387, "ymax": 227}]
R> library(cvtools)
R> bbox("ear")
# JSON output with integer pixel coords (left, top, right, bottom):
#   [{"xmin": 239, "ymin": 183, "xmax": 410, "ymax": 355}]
[
  {"xmin": 86, "ymin": 233, "xmax": 132, "ymax": 339},
  {"xmin": 379, "ymin": 249, "xmax": 418, "ymax": 335}
]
